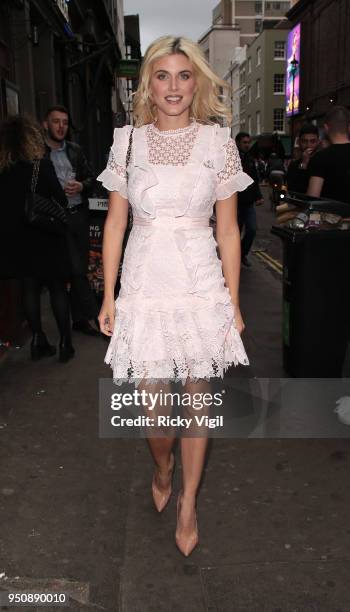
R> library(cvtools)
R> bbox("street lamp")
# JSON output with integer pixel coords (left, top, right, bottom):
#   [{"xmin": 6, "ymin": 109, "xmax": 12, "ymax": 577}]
[{"xmin": 290, "ymin": 55, "xmax": 299, "ymax": 156}]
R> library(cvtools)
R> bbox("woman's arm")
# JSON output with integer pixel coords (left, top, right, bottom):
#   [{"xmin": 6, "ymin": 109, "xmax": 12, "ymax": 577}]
[
  {"xmin": 98, "ymin": 191, "xmax": 128, "ymax": 336},
  {"xmin": 216, "ymin": 193, "xmax": 245, "ymax": 334}
]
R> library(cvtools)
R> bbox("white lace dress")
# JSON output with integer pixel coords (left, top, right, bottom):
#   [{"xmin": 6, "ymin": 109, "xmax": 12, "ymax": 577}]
[{"xmin": 97, "ymin": 121, "xmax": 253, "ymax": 384}]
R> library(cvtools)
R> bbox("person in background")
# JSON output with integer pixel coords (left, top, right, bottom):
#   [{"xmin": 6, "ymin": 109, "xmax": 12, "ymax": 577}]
[
  {"xmin": 268, "ymin": 152, "xmax": 285, "ymax": 174},
  {"xmin": 287, "ymin": 124, "xmax": 320, "ymax": 194},
  {"xmin": 43, "ymin": 105, "xmax": 99, "ymax": 336},
  {"xmin": 307, "ymin": 106, "xmax": 350, "ymax": 202},
  {"xmin": 256, "ymin": 154, "xmax": 268, "ymax": 184},
  {"xmin": 235, "ymin": 132, "xmax": 264, "ymax": 267},
  {"xmin": 0, "ymin": 115, "xmax": 74, "ymax": 362}
]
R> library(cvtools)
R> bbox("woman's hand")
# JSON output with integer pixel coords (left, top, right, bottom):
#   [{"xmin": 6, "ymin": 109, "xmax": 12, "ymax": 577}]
[
  {"xmin": 233, "ymin": 305, "xmax": 245, "ymax": 335},
  {"xmin": 98, "ymin": 297, "xmax": 115, "ymax": 337}
]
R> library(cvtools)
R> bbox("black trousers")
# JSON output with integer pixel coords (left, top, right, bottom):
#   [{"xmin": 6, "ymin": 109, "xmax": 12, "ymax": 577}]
[
  {"xmin": 66, "ymin": 206, "xmax": 98, "ymax": 323},
  {"xmin": 237, "ymin": 203, "xmax": 257, "ymax": 258},
  {"xmin": 22, "ymin": 277, "xmax": 71, "ymax": 338}
]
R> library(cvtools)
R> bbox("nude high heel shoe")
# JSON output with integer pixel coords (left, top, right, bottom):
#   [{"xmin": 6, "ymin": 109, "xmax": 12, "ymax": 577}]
[
  {"xmin": 152, "ymin": 453, "xmax": 175, "ymax": 513},
  {"xmin": 175, "ymin": 492, "xmax": 199, "ymax": 557}
]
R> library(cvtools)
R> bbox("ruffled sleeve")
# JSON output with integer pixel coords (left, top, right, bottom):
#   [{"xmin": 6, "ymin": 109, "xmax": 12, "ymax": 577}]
[
  {"xmin": 97, "ymin": 125, "xmax": 133, "ymax": 199},
  {"xmin": 215, "ymin": 127, "xmax": 254, "ymax": 201}
]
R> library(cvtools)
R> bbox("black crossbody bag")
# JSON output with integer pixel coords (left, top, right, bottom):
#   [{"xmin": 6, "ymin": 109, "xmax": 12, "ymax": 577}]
[{"xmin": 25, "ymin": 159, "xmax": 68, "ymax": 235}]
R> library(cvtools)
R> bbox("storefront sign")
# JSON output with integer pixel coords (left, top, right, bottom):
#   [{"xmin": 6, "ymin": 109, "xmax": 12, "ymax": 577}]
[
  {"xmin": 286, "ymin": 23, "xmax": 301, "ymax": 117},
  {"xmin": 89, "ymin": 198, "xmax": 108, "ymax": 211},
  {"xmin": 116, "ymin": 59, "xmax": 140, "ymax": 79}
]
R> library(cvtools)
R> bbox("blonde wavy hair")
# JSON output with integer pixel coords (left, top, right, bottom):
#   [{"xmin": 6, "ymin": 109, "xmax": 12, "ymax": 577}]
[
  {"xmin": 0, "ymin": 114, "xmax": 45, "ymax": 172},
  {"xmin": 133, "ymin": 36, "xmax": 232, "ymax": 127}
]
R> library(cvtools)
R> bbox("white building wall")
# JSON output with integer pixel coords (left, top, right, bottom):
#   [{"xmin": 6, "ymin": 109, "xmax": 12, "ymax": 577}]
[
  {"xmin": 211, "ymin": 28, "xmax": 241, "ymax": 79},
  {"xmin": 224, "ymin": 46, "xmax": 246, "ymax": 137},
  {"xmin": 199, "ymin": 27, "xmax": 240, "ymax": 78}
]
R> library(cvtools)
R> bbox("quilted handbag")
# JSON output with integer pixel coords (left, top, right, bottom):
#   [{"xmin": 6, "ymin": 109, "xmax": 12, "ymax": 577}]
[{"xmin": 25, "ymin": 159, "xmax": 68, "ymax": 235}]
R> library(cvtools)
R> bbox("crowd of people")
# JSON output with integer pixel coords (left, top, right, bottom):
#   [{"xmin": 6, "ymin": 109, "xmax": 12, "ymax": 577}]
[
  {"xmin": 0, "ymin": 107, "xmax": 101, "ymax": 362},
  {"xmin": 232, "ymin": 105, "xmax": 350, "ymax": 264},
  {"xmin": 1, "ymin": 103, "xmax": 349, "ymax": 361}
]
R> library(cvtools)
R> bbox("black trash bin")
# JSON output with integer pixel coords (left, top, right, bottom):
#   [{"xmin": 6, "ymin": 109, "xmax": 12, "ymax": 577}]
[{"xmin": 272, "ymin": 206, "xmax": 350, "ymax": 377}]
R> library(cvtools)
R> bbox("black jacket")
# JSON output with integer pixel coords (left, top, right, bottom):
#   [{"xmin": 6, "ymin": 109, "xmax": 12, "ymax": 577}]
[
  {"xmin": 238, "ymin": 150, "xmax": 262, "ymax": 206},
  {"xmin": 0, "ymin": 159, "xmax": 71, "ymax": 280},
  {"xmin": 45, "ymin": 141, "xmax": 95, "ymax": 206}
]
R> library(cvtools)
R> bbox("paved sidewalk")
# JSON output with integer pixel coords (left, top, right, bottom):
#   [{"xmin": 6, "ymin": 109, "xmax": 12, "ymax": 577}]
[{"xmin": 1, "ymin": 242, "xmax": 350, "ymax": 611}]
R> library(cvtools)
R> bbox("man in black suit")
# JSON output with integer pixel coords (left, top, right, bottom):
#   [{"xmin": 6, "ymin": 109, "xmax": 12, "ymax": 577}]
[{"xmin": 43, "ymin": 105, "xmax": 99, "ymax": 336}]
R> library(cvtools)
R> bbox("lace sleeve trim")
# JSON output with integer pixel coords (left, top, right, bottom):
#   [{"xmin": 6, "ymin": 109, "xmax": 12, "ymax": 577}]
[
  {"xmin": 106, "ymin": 150, "xmax": 127, "ymax": 179},
  {"xmin": 217, "ymin": 139, "xmax": 243, "ymax": 184}
]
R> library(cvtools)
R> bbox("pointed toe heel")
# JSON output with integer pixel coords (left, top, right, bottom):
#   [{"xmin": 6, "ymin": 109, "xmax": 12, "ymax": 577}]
[
  {"xmin": 152, "ymin": 453, "xmax": 175, "ymax": 513},
  {"xmin": 175, "ymin": 493, "xmax": 199, "ymax": 557}
]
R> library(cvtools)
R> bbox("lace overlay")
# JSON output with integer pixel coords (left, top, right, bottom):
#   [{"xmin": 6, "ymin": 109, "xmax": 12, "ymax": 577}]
[
  {"xmin": 217, "ymin": 139, "xmax": 243, "ymax": 183},
  {"xmin": 105, "ymin": 299, "xmax": 249, "ymax": 386},
  {"xmin": 146, "ymin": 122, "xmax": 200, "ymax": 166},
  {"xmin": 106, "ymin": 149, "xmax": 127, "ymax": 179},
  {"xmin": 96, "ymin": 122, "xmax": 252, "ymax": 384}
]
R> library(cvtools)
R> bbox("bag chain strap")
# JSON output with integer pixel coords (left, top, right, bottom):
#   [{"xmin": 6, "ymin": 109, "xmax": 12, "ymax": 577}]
[
  {"xmin": 31, "ymin": 159, "xmax": 40, "ymax": 194},
  {"xmin": 125, "ymin": 127, "xmax": 134, "ymax": 183}
]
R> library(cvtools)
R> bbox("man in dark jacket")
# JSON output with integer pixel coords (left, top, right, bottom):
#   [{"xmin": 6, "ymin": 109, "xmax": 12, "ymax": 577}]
[
  {"xmin": 235, "ymin": 132, "xmax": 264, "ymax": 267},
  {"xmin": 287, "ymin": 124, "xmax": 320, "ymax": 194},
  {"xmin": 43, "ymin": 105, "xmax": 99, "ymax": 336}
]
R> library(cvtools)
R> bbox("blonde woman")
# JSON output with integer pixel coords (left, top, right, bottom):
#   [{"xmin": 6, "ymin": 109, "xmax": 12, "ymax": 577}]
[{"xmin": 98, "ymin": 36, "xmax": 253, "ymax": 556}]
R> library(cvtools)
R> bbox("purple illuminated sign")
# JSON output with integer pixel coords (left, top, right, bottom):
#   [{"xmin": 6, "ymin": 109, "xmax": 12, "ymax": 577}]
[{"xmin": 285, "ymin": 23, "xmax": 301, "ymax": 117}]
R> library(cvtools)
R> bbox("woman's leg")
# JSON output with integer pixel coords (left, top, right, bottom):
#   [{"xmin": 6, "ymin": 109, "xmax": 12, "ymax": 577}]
[
  {"xmin": 46, "ymin": 279, "xmax": 71, "ymax": 338},
  {"xmin": 22, "ymin": 277, "xmax": 43, "ymax": 334},
  {"xmin": 22, "ymin": 277, "xmax": 56, "ymax": 359},
  {"xmin": 46, "ymin": 279, "xmax": 74, "ymax": 362},
  {"xmin": 177, "ymin": 379, "xmax": 210, "ymax": 546},
  {"xmin": 139, "ymin": 381, "xmax": 176, "ymax": 499}
]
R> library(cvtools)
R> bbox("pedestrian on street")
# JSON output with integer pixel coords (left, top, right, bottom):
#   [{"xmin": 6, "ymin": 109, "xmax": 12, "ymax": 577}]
[
  {"xmin": 256, "ymin": 154, "xmax": 268, "ymax": 184},
  {"xmin": 287, "ymin": 124, "xmax": 320, "ymax": 194},
  {"xmin": 307, "ymin": 106, "xmax": 350, "ymax": 202},
  {"xmin": 0, "ymin": 114, "xmax": 74, "ymax": 362},
  {"xmin": 235, "ymin": 132, "xmax": 264, "ymax": 267},
  {"xmin": 43, "ymin": 105, "xmax": 100, "ymax": 337},
  {"xmin": 97, "ymin": 36, "xmax": 252, "ymax": 557}
]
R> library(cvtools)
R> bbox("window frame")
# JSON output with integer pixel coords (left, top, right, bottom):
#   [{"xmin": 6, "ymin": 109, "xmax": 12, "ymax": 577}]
[
  {"xmin": 256, "ymin": 78, "xmax": 261, "ymax": 99},
  {"xmin": 248, "ymin": 115, "xmax": 252, "ymax": 134},
  {"xmin": 273, "ymin": 73, "xmax": 285, "ymax": 95},
  {"xmin": 256, "ymin": 110, "xmax": 261, "ymax": 135},
  {"xmin": 247, "ymin": 85, "xmax": 252, "ymax": 103},
  {"xmin": 256, "ymin": 47, "xmax": 261, "ymax": 66},
  {"xmin": 273, "ymin": 108, "xmax": 285, "ymax": 133},
  {"xmin": 274, "ymin": 41, "xmax": 286, "ymax": 60}
]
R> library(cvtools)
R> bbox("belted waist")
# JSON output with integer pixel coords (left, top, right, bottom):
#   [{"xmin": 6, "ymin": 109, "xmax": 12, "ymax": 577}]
[{"xmin": 132, "ymin": 216, "xmax": 210, "ymax": 228}]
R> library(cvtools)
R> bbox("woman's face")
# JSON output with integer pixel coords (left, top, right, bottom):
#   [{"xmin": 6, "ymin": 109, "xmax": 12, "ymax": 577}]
[{"xmin": 149, "ymin": 53, "xmax": 198, "ymax": 121}]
